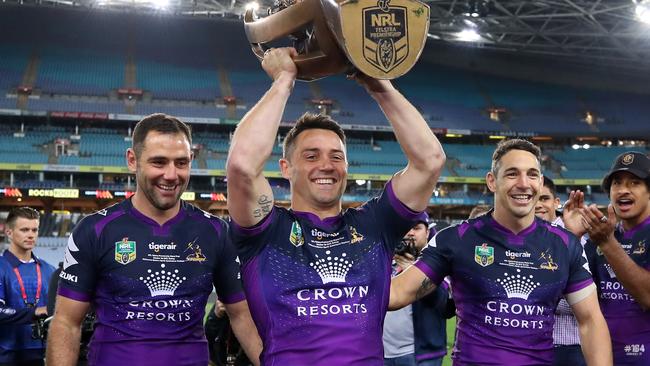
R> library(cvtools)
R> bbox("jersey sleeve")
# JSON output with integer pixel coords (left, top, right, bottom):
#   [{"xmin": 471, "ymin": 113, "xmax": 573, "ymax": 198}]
[
  {"xmin": 563, "ymin": 235, "xmax": 594, "ymax": 296},
  {"xmin": 413, "ymin": 226, "xmax": 455, "ymax": 286},
  {"xmin": 582, "ymin": 238, "xmax": 600, "ymax": 282},
  {"xmin": 57, "ymin": 217, "xmax": 98, "ymax": 303},
  {"xmin": 229, "ymin": 208, "xmax": 278, "ymax": 263},
  {"xmin": 213, "ymin": 221, "xmax": 245, "ymax": 305},
  {"xmin": 0, "ymin": 262, "xmax": 36, "ymax": 324},
  {"xmin": 362, "ymin": 180, "xmax": 428, "ymax": 251}
]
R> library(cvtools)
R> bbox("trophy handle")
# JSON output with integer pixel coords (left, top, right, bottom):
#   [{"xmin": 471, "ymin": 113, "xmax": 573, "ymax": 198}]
[{"xmin": 243, "ymin": 0, "xmax": 351, "ymax": 81}]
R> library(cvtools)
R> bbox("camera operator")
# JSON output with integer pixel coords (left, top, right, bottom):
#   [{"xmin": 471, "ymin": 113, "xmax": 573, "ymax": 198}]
[
  {"xmin": 383, "ymin": 216, "xmax": 454, "ymax": 366},
  {"xmin": 0, "ymin": 207, "xmax": 56, "ymax": 366}
]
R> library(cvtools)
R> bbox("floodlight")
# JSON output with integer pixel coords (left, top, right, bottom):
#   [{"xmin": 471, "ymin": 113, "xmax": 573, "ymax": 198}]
[
  {"xmin": 151, "ymin": 0, "xmax": 169, "ymax": 10},
  {"xmin": 457, "ymin": 29, "xmax": 481, "ymax": 42},
  {"xmin": 636, "ymin": 1, "xmax": 650, "ymax": 24}
]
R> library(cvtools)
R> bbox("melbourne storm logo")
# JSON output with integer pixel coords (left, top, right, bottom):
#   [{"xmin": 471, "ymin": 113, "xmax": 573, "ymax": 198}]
[{"xmin": 184, "ymin": 238, "xmax": 206, "ymax": 262}]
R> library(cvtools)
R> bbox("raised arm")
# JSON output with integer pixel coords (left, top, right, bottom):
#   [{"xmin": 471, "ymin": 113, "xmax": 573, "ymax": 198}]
[
  {"xmin": 226, "ymin": 47, "xmax": 298, "ymax": 227},
  {"xmin": 359, "ymin": 77, "xmax": 445, "ymax": 211},
  {"xmin": 570, "ymin": 290, "xmax": 612, "ymax": 366},
  {"xmin": 46, "ymin": 296, "xmax": 91, "ymax": 366},
  {"xmin": 389, "ymin": 264, "xmax": 437, "ymax": 310}
]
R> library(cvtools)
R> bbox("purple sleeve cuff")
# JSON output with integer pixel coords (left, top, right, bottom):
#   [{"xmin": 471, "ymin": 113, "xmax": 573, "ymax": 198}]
[
  {"xmin": 230, "ymin": 207, "xmax": 276, "ymax": 237},
  {"xmin": 58, "ymin": 286, "xmax": 92, "ymax": 302},
  {"xmin": 564, "ymin": 278, "xmax": 594, "ymax": 295},
  {"xmin": 219, "ymin": 291, "xmax": 246, "ymax": 305},
  {"xmin": 385, "ymin": 180, "xmax": 427, "ymax": 222},
  {"xmin": 414, "ymin": 260, "xmax": 442, "ymax": 285}
]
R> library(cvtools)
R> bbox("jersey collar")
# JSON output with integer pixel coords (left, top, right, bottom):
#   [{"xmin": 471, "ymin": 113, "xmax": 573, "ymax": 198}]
[
  {"xmin": 126, "ymin": 198, "xmax": 188, "ymax": 236},
  {"xmin": 290, "ymin": 209, "xmax": 343, "ymax": 230},
  {"xmin": 621, "ymin": 214, "xmax": 650, "ymax": 240},
  {"xmin": 486, "ymin": 212, "xmax": 538, "ymax": 246},
  {"xmin": 3, "ymin": 250, "xmax": 39, "ymax": 268}
]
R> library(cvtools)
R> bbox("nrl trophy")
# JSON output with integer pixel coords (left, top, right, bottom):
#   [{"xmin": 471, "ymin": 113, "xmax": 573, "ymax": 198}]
[{"xmin": 244, "ymin": 0, "xmax": 430, "ymax": 81}]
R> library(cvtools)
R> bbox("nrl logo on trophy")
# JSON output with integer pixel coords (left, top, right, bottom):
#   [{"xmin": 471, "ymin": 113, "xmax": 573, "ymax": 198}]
[
  {"xmin": 244, "ymin": 0, "xmax": 429, "ymax": 81},
  {"xmin": 362, "ymin": 0, "xmax": 408, "ymax": 73}
]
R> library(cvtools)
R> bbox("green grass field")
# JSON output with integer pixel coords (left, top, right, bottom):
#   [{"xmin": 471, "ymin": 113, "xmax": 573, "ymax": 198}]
[{"xmin": 443, "ymin": 317, "xmax": 456, "ymax": 366}]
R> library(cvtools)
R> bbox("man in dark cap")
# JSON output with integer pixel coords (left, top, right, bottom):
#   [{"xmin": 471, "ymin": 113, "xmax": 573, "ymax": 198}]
[{"xmin": 580, "ymin": 151, "xmax": 650, "ymax": 365}]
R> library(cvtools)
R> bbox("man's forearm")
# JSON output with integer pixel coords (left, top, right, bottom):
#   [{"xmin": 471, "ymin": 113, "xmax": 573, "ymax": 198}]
[
  {"xmin": 227, "ymin": 75, "xmax": 293, "ymax": 174},
  {"xmin": 46, "ymin": 318, "xmax": 82, "ymax": 366},
  {"xmin": 579, "ymin": 315, "xmax": 612, "ymax": 366},
  {"xmin": 229, "ymin": 313, "xmax": 262, "ymax": 366},
  {"xmin": 0, "ymin": 304, "xmax": 35, "ymax": 324},
  {"xmin": 370, "ymin": 85, "xmax": 444, "ymax": 172}
]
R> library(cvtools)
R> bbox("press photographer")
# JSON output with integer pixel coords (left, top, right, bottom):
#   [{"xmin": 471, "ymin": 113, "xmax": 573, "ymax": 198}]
[{"xmin": 383, "ymin": 216, "xmax": 454, "ymax": 366}]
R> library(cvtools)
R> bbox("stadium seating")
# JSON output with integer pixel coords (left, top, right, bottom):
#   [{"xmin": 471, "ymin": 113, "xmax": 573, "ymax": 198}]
[
  {"xmin": 136, "ymin": 60, "xmax": 219, "ymax": 100},
  {"xmin": 37, "ymin": 47, "xmax": 124, "ymax": 96},
  {"xmin": 1, "ymin": 6, "xmax": 647, "ymax": 135},
  {"xmin": 1, "ymin": 124, "xmax": 644, "ymax": 183},
  {"xmin": 0, "ymin": 44, "xmax": 30, "ymax": 93}
]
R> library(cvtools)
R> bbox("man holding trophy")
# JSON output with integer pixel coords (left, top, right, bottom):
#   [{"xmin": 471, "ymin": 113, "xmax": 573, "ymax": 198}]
[{"xmin": 226, "ymin": 41, "xmax": 444, "ymax": 364}]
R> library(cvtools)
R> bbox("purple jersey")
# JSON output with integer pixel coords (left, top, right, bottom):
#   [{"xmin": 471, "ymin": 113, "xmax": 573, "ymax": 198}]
[
  {"xmin": 58, "ymin": 199, "xmax": 244, "ymax": 366},
  {"xmin": 415, "ymin": 212, "xmax": 593, "ymax": 365},
  {"xmin": 231, "ymin": 182, "xmax": 424, "ymax": 366},
  {"xmin": 585, "ymin": 216, "xmax": 650, "ymax": 365}
]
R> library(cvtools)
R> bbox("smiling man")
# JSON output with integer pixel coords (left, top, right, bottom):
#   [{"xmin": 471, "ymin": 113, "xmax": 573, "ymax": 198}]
[
  {"xmin": 390, "ymin": 139, "xmax": 612, "ymax": 365},
  {"xmin": 580, "ymin": 151, "xmax": 650, "ymax": 365},
  {"xmin": 47, "ymin": 114, "xmax": 261, "ymax": 366},
  {"xmin": 226, "ymin": 47, "xmax": 445, "ymax": 365}
]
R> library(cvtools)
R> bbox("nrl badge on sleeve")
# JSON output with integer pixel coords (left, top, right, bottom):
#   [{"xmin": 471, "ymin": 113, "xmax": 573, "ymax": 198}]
[{"xmin": 244, "ymin": 0, "xmax": 429, "ymax": 81}]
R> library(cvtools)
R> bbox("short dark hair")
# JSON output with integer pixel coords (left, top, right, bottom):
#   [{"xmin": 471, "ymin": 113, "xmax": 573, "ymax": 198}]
[
  {"xmin": 543, "ymin": 176, "xmax": 557, "ymax": 198},
  {"xmin": 132, "ymin": 113, "xmax": 192, "ymax": 158},
  {"xmin": 282, "ymin": 113, "xmax": 346, "ymax": 159},
  {"xmin": 6, "ymin": 207, "xmax": 40, "ymax": 228},
  {"xmin": 491, "ymin": 139, "xmax": 541, "ymax": 175}
]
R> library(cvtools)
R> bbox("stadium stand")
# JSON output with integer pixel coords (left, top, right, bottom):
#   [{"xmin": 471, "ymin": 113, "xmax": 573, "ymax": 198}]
[
  {"xmin": 0, "ymin": 4, "xmax": 648, "ymax": 253},
  {"xmin": 0, "ymin": 6, "xmax": 647, "ymax": 136}
]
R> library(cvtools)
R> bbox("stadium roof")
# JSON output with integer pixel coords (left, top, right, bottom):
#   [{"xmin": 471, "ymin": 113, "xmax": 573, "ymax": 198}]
[{"xmin": 4, "ymin": 0, "xmax": 650, "ymax": 71}]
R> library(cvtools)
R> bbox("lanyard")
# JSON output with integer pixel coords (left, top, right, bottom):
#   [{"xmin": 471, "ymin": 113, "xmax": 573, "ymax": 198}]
[{"xmin": 12, "ymin": 263, "xmax": 42, "ymax": 307}]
